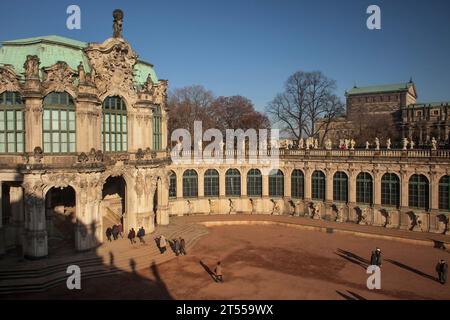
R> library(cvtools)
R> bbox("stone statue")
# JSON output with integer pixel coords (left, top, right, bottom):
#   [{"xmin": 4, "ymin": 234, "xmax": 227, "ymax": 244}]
[
  {"xmin": 298, "ymin": 138, "xmax": 304, "ymax": 149},
  {"xmin": 313, "ymin": 202, "xmax": 322, "ymax": 220},
  {"xmin": 144, "ymin": 74, "xmax": 153, "ymax": 92},
  {"xmin": 336, "ymin": 206, "xmax": 345, "ymax": 223},
  {"xmin": 229, "ymin": 198, "xmax": 235, "ymax": 214},
  {"xmin": 24, "ymin": 55, "xmax": 40, "ymax": 79},
  {"xmin": 350, "ymin": 139, "xmax": 356, "ymax": 150},
  {"xmin": 249, "ymin": 198, "xmax": 256, "ymax": 214},
  {"xmin": 359, "ymin": 207, "xmax": 371, "ymax": 225},
  {"xmin": 339, "ymin": 139, "xmax": 344, "ymax": 149},
  {"xmin": 386, "ymin": 138, "xmax": 391, "ymax": 150},
  {"xmin": 402, "ymin": 138, "xmax": 408, "ymax": 150},
  {"xmin": 344, "ymin": 139, "xmax": 350, "ymax": 150},
  {"xmin": 113, "ymin": 9, "xmax": 124, "ymax": 38},
  {"xmin": 375, "ymin": 137, "xmax": 380, "ymax": 150},
  {"xmin": 431, "ymin": 137, "xmax": 437, "ymax": 150},
  {"xmin": 271, "ymin": 199, "xmax": 280, "ymax": 215},
  {"xmin": 409, "ymin": 139, "xmax": 415, "ymax": 150},
  {"xmin": 78, "ymin": 62, "xmax": 85, "ymax": 83},
  {"xmin": 307, "ymin": 203, "xmax": 314, "ymax": 218},
  {"xmin": 208, "ymin": 199, "xmax": 214, "ymax": 215},
  {"xmin": 325, "ymin": 138, "xmax": 332, "ymax": 150},
  {"xmin": 313, "ymin": 139, "xmax": 318, "ymax": 149},
  {"xmin": 365, "ymin": 141, "xmax": 370, "ymax": 150},
  {"xmin": 186, "ymin": 200, "xmax": 193, "ymax": 215}
]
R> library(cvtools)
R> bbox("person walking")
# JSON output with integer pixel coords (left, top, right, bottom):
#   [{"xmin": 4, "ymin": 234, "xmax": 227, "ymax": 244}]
[
  {"xmin": 118, "ymin": 223, "xmax": 124, "ymax": 238},
  {"xmin": 370, "ymin": 247, "xmax": 382, "ymax": 267},
  {"xmin": 179, "ymin": 237, "xmax": 186, "ymax": 255},
  {"xmin": 112, "ymin": 224, "xmax": 119, "ymax": 240},
  {"xmin": 106, "ymin": 227, "xmax": 112, "ymax": 242},
  {"xmin": 137, "ymin": 227, "xmax": 146, "ymax": 244},
  {"xmin": 128, "ymin": 228, "xmax": 136, "ymax": 244},
  {"xmin": 214, "ymin": 261, "xmax": 223, "ymax": 283},
  {"xmin": 159, "ymin": 235, "xmax": 167, "ymax": 254},
  {"xmin": 436, "ymin": 259, "xmax": 448, "ymax": 284},
  {"xmin": 174, "ymin": 238, "xmax": 180, "ymax": 256}
]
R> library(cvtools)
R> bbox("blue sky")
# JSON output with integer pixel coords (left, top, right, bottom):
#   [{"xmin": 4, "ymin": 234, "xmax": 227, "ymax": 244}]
[{"xmin": 1, "ymin": 0, "xmax": 450, "ymax": 111}]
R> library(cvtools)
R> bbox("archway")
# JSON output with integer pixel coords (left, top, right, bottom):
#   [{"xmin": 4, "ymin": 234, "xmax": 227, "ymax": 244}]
[
  {"xmin": 45, "ymin": 186, "xmax": 76, "ymax": 253},
  {"xmin": 101, "ymin": 176, "xmax": 126, "ymax": 235}
]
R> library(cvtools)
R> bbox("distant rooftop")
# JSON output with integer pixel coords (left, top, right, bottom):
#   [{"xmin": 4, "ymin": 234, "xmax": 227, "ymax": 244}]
[
  {"xmin": 346, "ymin": 82, "xmax": 414, "ymax": 96},
  {"xmin": 403, "ymin": 101, "xmax": 450, "ymax": 109},
  {"xmin": 3, "ymin": 35, "xmax": 88, "ymax": 49}
]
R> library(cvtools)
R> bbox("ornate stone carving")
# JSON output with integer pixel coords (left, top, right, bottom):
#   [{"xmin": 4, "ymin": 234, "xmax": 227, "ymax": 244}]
[
  {"xmin": 42, "ymin": 62, "xmax": 76, "ymax": 93},
  {"xmin": 33, "ymin": 146, "xmax": 44, "ymax": 163},
  {"xmin": 85, "ymin": 38, "xmax": 137, "ymax": 97},
  {"xmin": 0, "ymin": 65, "xmax": 21, "ymax": 93},
  {"xmin": 23, "ymin": 55, "xmax": 40, "ymax": 79},
  {"xmin": 78, "ymin": 152, "xmax": 88, "ymax": 163},
  {"xmin": 136, "ymin": 148, "xmax": 144, "ymax": 160},
  {"xmin": 113, "ymin": 9, "xmax": 124, "ymax": 38}
]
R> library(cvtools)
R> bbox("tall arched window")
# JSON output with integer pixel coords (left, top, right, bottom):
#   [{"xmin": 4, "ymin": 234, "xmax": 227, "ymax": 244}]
[
  {"xmin": 0, "ymin": 91, "xmax": 24, "ymax": 153},
  {"xmin": 152, "ymin": 105, "xmax": 162, "ymax": 151},
  {"xmin": 247, "ymin": 169, "xmax": 262, "ymax": 197},
  {"xmin": 291, "ymin": 169, "xmax": 304, "ymax": 199},
  {"xmin": 204, "ymin": 169, "xmax": 219, "ymax": 197},
  {"xmin": 269, "ymin": 169, "xmax": 284, "ymax": 197},
  {"xmin": 102, "ymin": 96, "xmax": 127, "ymax": 152},
  {"xmin": 381, "ymin": 173, "xmax": 400, "ymax": 207},
  {"xmin": 333, "ymin": 171, "xmax": 348, "ymax": 202},
  {"xmin": 43, "ymin": 92, "xmax": 76, "ymax": 153},
  {"xmin": 183, "ymin": 169, "xmax": 198, "ymax": 198},
  {"xmin": 225, "ymin": 169, "xmax": 241, "ymax": 197},
  {"xmin": 408, "ymin": 174, "xmax": 429, "ymax": 209},
  {"xmin": 169, "ymin": 171, "xmax": 177, "ymax": 198},
  {"xmin": 356, "ymin": 172, "xmax": 373, "ymax": 205},
  {"xmin": 439, "ymin": 176, "xmax": 450, "ymax": 211},
  {"xmin": 312, "ymin": 170, "xmax": 326, "ymax": 201}
]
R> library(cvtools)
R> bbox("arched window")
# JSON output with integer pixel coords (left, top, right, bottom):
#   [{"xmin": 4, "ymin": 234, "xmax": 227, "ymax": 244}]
[
  {"xmin": 43, "ymin": 92, "xmax": 76, "ymax": 153},
  {"xmin": 269, "ymin": 169, "xmax": 284, "ymax": 197},
  {"xmin": 381, "ymin": 173, "xmax": 400, "ymax": 207},
  {"xmin": 225, "ymin": 169, "xmax": 241, "ymax": 197},
  {"xmin": 312, "ymin": 171, "xmax": 326, "ymax": 201},
  {"xmin": 291, "ymin": 169, "xmax": 304, "ymax": 199},
  {"xmin": 247, "ymin": 169, "xmax": 262, "ymax": 197},
  {"xmin": 169, "ymin": 171, "xmax": 176, "ymax": 198},
  {"xmin": 204, "ymin": 169, "xmax": 219, "ymax": 197},
  {"xmin": 152, "ymin": 105, "xmax": 162, "ymax": 151},
  {"xmin": 333, "ymin": 171, "xmax": 348, "ymax": 202},
  {"xmin": 0, "ymin": 91, "xmax": 24, "ymax": 153},
  {"xmin": 439, "ymin": 176, "xmax": 450, "ymax": 211},
  {"xmin": 102, "ymin": 96, "xmax": 127, "ymax": 152},
  {"xmin": 356, "ymin": 172, "xmax": 373, "ymax": 205},
  {"xmin": 183, "ymin": 170, "xmax": 198, "ymax": 198},
  {"xmin": 408, "ymin": 174, "xmax": 429, "ymax": 209}
]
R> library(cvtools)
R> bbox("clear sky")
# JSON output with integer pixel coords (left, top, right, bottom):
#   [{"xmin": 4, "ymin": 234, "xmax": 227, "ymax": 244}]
[{"xmin": 1, "ymin": 0, "xmax": 449, "ymax": 111}]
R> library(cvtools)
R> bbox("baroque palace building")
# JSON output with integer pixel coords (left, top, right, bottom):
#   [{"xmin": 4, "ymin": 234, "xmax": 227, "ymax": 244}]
[{"xmin": 0, "ymin": 12, "xmax": 449, "ymax": 260}]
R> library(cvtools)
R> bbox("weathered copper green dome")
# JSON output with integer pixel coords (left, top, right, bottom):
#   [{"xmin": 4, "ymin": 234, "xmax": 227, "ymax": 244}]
[{"xmin": 0, "ymin": 35, "xmax": 158, "ymax": 85}]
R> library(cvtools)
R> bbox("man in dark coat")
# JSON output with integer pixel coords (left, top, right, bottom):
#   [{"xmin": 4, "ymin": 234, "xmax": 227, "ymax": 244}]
[
  {"xmin": 112, "ymin": 225, "xmax": 119, "ymax": 240},
  {"xmin": 436, "ymin": 259, "xmax": 448, "ymax": 284},
  {"xmin": 174, "ymin": 238, "xmax": 180, "ymax": 256},
  {"xmin": 370, "ymin": 248, "xmax": 382, "ymax": 267},
  {"xmin": 179, "ymin": 237, "xmax": 186, "ymax": 255},
  {"xmin": 106, "ymin": 227, "xmax": 112, "ymax": 242},
  {"xmin": 137, "ymin": 227, "xmax": 146, "ymax": 244},
  {"xmin": 128, "ymin": 228, "xmax": 136, "ymax": 244},
  {"xmin": 214, "ymin": 261, "xmax": 223, "ymax": 282}
]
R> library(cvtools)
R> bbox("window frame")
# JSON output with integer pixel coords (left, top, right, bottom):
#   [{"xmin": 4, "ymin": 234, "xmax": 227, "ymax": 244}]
[{"xmin": 0, "ymin": 91, "xmax": 25, "ymax": 154}]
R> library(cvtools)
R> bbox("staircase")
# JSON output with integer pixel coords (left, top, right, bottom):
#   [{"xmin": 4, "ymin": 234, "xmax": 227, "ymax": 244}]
[{"xmin": 0, "ymin": 222, "xmax": 209, "ymax": 295}]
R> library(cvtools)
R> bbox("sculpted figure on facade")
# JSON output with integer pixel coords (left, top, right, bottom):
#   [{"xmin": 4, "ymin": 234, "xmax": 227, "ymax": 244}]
[
  {"xmin": 113, "ymin": 9, "xmax": 124, "ymax": 38},
  {"xmin": 228, "ymin": 198, "xmax": 235, "ymax": 214},
  {"xmin": 78, "ymin": 61, "xmax": 86, "ymax": 84},
  {"xmin": 42, "ymin": 62, "xmax": 77, "ymax": 93},
  {"xmin": 431, "ymin": 137, "xmax": 437, "ymax": 150},
  {"xmin": 402, "ymin": 137, "xmax": 409, "ymax": 150},
  {"xmin": 386, "ymin": 138, "xmax": 391, "ymax": 150},
  {"xmin": 365, "ymin": 141, "xmax": 370, "ymax": 150},
  {"xmin": 350, "ymin": 139, "xmax": 356, "ymax": 150},
  {"xmin": 298, "ymin": 138, "xmax": 304, "ymax": 149},
  {"xmin": 325, "ymin": 138, "xmax": 332, "ymax": 150},
  {"xmin": 271, "ymin": 199, "xmax": 280, "ymax": 215},
  {"xmin": 375, "ymin": 137, "xmax": 380, "ymax": 150},
  {"xmin": 313, "ymin": 202, "xmax": 322, "ymax": 219},
  {"xmin": 335, "ymin": 205, "xmax": 345, "ymax": 223},
  {"xmin": 0, "ymin": 65, "xmax": 21, "ymax": 93},
  {"xmin": 23, "ymin": 55, "xmax": 40, "ymax": 79},
  {"xmin": 409, "ymin": 139, "xmax": 415, "ymax": 150}
]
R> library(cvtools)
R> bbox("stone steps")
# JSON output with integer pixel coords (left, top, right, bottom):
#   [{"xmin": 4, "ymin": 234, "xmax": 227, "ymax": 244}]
[{"xmin": 0, "ymin": 223, "xmax": 209, "ymax": 295}]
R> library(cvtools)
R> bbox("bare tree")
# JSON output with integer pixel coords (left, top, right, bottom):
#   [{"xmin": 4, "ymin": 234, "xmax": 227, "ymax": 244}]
[{"xmin": 265, "ymin": 71, "xmax": 344, "ymax": 141}]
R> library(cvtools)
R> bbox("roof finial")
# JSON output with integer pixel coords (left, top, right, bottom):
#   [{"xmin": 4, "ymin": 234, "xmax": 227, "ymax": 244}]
[
  {"xmin": 113, "ymin": 9, "xmax": 124, "ymax": 38},
  {"xmin": 409, "ymin": 76, "xmax": 413, "ymax": 83}
]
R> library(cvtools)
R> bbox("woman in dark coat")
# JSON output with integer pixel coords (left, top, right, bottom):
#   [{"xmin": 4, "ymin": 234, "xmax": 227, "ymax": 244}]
[
  {"xmin": 106, "ymin": 227, "xmax": 112, "ymax": 242},
  {"xmin": 128, "ymin": 228, "xmax": 136, "ymax": 244}
]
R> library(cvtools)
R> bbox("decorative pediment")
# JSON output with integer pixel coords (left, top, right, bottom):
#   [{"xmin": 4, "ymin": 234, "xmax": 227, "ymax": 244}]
[
  {"xmin": 152, "ymin": 80, "xmax": 168, "ymax": 106},
  {"xmin": 0, "ymin": 65, "xmax": 21, "ymax": 94},
  {"xmin": 42, "ymin": 61, "xmax": 77, "ymax": 93},
  {"xmin": 85, "ymin": 38, "xmax": 138, "ymax": 98}
]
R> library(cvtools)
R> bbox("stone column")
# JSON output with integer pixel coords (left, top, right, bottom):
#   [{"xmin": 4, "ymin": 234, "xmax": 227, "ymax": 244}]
[
  {"xmin": 429, "ymin": 172, "xmax": 440, "ymax": 232},
  {"xmin": 24, "ymin": 94, "xmax": 43, "ymax": 153},
  {"xmin": 198, "ymin": 169, "xmax": 205, "ymax": 198},
  {"xmin": 75, "ymin": 185, "xmax": 101, "ymax": 251},
  {"xmin": 348, "ymin": 170, "xmax": 357, "ymax": 222},
  {"xmin": 325, "ymin": 169, "xmax": 334, "ymax": 218},
  {"xmin": 241, "ymin": 169, "xmax": 248, "ymax": 197},
  {"xmin": 284, "ymin": 168, "xmax": 291, "ymax": 198},
  {"xmin": 10, "ymin": 186, "xmax": 24, "ymax": 251},
  {"xmin": 157, "ymin": 175, "xmax": 170, "ymax": 226},
  {"xmin": 76, "ymin": 93, "xmax": 101, "ymax": 152},
  {"xmin": 262, "ymin": 173, "xmax": 269, "ymax": 197},
  {"xmin": 399, "ymin": 171, "xmax": 410, "ymax": 230},
  {"xmin": 373, "ymin": 170, "xmax": 382, "ymax": 210},
  {"xmin": 304, "ymin": 168, "xmax": 312, "ymax": 202},
  {"xmin": 219, "ymin": 169, "xmax": 226, "ymax": 197},
  {"xmin": 176, "ymin": 169, "xmax": 183, "ymax": 199},
  {"xmin": 23, "ymin": 178, "xmax": 48, "ymax": 259}
]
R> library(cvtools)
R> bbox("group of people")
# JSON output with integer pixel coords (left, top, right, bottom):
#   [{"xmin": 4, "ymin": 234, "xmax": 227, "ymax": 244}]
[
  {"xmin": 105, "ymin": 224, "xmax": 123, "ymax": 242},
  {"xmin": 157, "ymin": 235, "xmax": 187, "ymax": 256},
  {"xmin": 370, "ymin": 247, "xmax": 448, "ymax": 284},
  {"xmin": 127, "ymin": 227, "xmax": 146, "ymax": 244}
]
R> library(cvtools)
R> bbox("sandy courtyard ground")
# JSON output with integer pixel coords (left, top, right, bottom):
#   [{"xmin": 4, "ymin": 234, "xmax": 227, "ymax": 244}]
[{"xmin": 5, "ymin": 224, "xmax": 450, "ymax": 300}]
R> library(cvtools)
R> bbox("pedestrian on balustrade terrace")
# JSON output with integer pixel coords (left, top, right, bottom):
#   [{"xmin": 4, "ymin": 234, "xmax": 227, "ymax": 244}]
[
  {"xmin": 214, "ymin": 261, "xmax": 223, "ymax": 283},
  {"xmin": 106, "ymin": 227, "xmax": 113, "ymax": 242},
  {"xmin": 179, "ymin": 237, "xmax": 186, "ymax": 255},
  {"xmin": 137, "ymin": 226, "xmax": 146, "ymax": 244},
  {"xmin": 370, "ymin": 247, "xmax": 382, "ymax": 267},
  {"xmin": 174, "ymin": 238, "xmax": 181, "ymax": 256},
  {"xmin": 128, "ymin": 228, "xmax": 136, "ymax": 244},
  {"xmin": 436, "ymin": 259, "xmax": 448, "ymax": 284},
  {"xmin": 112, "ymin": 224, "xmax": 119, "ymax": 240},
  {"xmin": 159, "ymin": 235, "xmax": 167, "ymax": 254}
]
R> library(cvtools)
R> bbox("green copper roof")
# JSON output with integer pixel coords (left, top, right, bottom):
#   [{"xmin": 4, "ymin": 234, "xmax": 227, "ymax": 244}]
[
  {"xmin": 347, "ymin": 82, "xmax": 414, "ymax": 96},
  {"xmin": 0, "ymin": 35, "xmax": 158, "ymax": 84}
]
